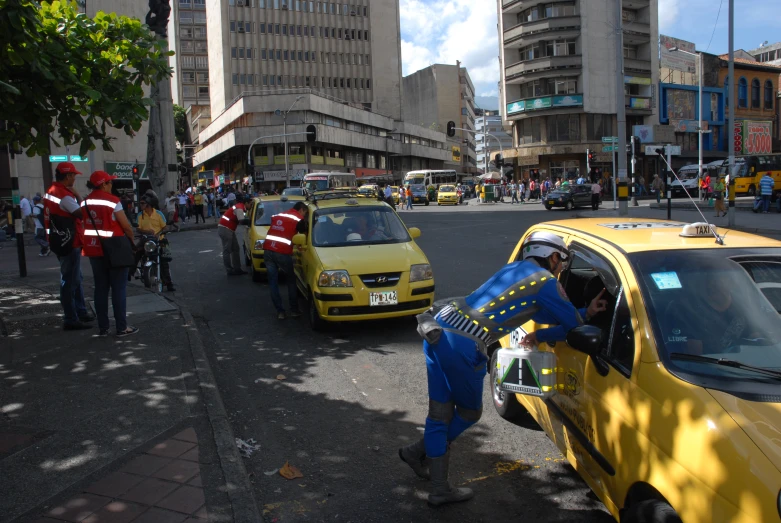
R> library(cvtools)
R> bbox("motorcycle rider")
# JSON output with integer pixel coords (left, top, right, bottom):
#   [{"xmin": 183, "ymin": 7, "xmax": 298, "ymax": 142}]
[
  {"xmin": 399, "ymin": 231, "xmax": 608, "ymax": 506},
  {"xmin": 134, "ymin": 195, "xmax": 175, "ymax": 291}
]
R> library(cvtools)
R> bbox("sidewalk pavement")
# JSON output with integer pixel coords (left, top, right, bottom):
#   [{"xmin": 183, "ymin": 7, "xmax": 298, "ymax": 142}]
[
  {"xmin": 649, "ymin": 195, "xmax": 759, "ymax": 212},
  {"xmin": 0, "ymin": 247, "xmax": 258, "ymax": 522}
]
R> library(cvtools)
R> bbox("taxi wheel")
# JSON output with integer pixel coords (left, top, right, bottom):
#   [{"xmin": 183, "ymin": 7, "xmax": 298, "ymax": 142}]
[
  {"xmin": 623, "ymin": 499, "xmax": 681, "ymax": 523},
  {"xmin": 489, "ymin": 349, "xmax": 525, "ymax": 420},
  {"xmin": 544, "ymin": 205, "xmax": 552, "ymax": 210},
  {"xmin": 565, "ymin": 201, "xmax": 574, "ymax": 211},
  {"xmin": 308, "ymin": 294, "xmax": 326, "ymax": 331}
]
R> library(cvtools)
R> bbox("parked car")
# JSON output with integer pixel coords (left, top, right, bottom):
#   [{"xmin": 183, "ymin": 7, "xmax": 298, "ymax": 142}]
[{"xmin": 544, "ymin": 185, "xmax": 592, "ymax": 210}]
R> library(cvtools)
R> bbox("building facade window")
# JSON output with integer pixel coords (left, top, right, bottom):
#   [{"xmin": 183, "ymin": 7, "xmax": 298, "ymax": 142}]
[
  {"xmin": 195, "ymin": 55, "xmax": 208, "ymax": 68},
  {"xmin": 587, "ymin": 114, "xmax": 614, "ymax": 140},
  {"xmin": 517, "ymin": 118, "xmax": 541, "ymax": 145},
  {"xmin": 183, "ymin": 85, "xmax": 196, "ymax": 97},
  {"xmin": 547, "ymin": 114, "xmax": 580, "ymax": 142},
  {"xmin": 182, "ymin": 72, "xmax": 195, "ymax": 83},
  {"xmin": 194, "ymin": 27, "xmax": 206, "ymax": 37},
  {"xmin": 738, "ymin": 77, "xmax": 748, "ymax": 108},
  {"xmin": 198, "ymin": 86, "xmax": 209, "ymax": 96},
  {"xmin": 197, "ymin": 72, "xmax": 209, "ymax": 83},
  {"xmin": 549, "ymin": 160, "xmax": 580, "ymax": 180},
  {"xmin": 765, "ymin": 80, "xmax": 774, "ymax": 109},
  {"xmin": 751, "ymin": 78, "xmax": 760, "ymax": 108}
]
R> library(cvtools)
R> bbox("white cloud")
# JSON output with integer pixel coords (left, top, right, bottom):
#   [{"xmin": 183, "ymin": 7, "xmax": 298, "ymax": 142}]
[
  {"xmin": 400, "ymin": 0, "xmax": 500, "ymax": 97},
  {"xmin": 658, "ymin": 0, "xmax": 680, "ymax": 32}
]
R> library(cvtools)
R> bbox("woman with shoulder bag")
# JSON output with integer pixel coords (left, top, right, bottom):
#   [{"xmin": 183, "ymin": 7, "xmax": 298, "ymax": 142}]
[{"xmin": 82, "ymin": 171, "xmax": 138, "ymax": 337}]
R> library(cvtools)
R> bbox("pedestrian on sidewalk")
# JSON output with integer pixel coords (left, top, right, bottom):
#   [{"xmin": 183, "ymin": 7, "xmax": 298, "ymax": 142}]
[
  {"xmin": 32, "ymin": 195, "xmax": 50, "ymax": 256},
  {"xmin": 177, "ymin": 191, "xmax": 189, "ymax": 222},
  {"xmin": 164, "ymin": 191, "xmax": 180, "ymax": 232},
  {"xmin": 263, "ymin": 201, "xmax": 308, "ymax": 320},
  {"xmin": 651, "ymin": 174, "xmax": 664, "ymax": 204},
  {"xmin": 406, "ymin": 186, "xmax": 413, "ymax": 210},
  {"xmin": 591, "ymin": 180, "xmax": 602, "ymax": 211},
  {"xmin": 714, "ymin": 178, "xmax": 727, "ymax": 217},
  {"xmin": 760, "ymin": 171, "xmax": 774, "ymax": 213},
  {"xmin": 81, "ymin": 171, "xmax": 138, "ymax": 337},
  {"xmin": 207, "ymin": 189, "xmax": 216, "ymax": 218},
  {"xmin": 193, "ymin": 190, "xmax": 205, "ymax": 224},
  {"xmin": 45, "ymin": 162, "xmax": 95, "ymax": 331},
  {"xmin": 399, "ymin": 185, "xmax": 406, "ymax": 210},
  {"xmin": 218, "ymin": 194, "xmax": 248, "ymax": 276},
  {"xmin": 511, "ymin": 182, "xmax": 519, "ymax": 204},
  {"xmin": 20, "ymin": 194, "xmax": 34, "ymax": 233}
]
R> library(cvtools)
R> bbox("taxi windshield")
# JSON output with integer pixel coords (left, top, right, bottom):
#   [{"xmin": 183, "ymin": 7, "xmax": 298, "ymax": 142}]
[
  {"xmin": 630, "ymin": 249, "xmax": 781, "ymax": 394},
  {"xmin": 311, "ymin": 206, "xmax": 411, "ymax": 247},
  {"xmin": 253, "ymin": 200, "xmax": 299, "ymax": 226},
  {"xmin": 439, "ymin": 185, "xmax": 455, "ymax": 192}
]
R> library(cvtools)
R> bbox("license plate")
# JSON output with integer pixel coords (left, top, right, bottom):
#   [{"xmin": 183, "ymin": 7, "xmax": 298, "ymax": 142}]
[
  {"xmin": 548, "ymin": 200, "xmax": 555, "ymax": 205},
  {"xmin": 369, "ymin": 291, "xmax": 398, "ymax": 307}
]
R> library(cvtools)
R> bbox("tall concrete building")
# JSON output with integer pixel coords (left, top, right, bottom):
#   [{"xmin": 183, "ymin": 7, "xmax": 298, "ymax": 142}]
[
  {"xmin": 497, "ymin": 0, "xmax": 659, "ymax": 183},
  {"xmin": 402, "ymin": 63, "xmax": 479, "ymax": 174},
  {"xmin": 475, "ymin": 110, "xmax": 513, "ymax": 172},
  {"xmin": 170, "ymin": 0, "xmax": 211, "ymax": 110}
]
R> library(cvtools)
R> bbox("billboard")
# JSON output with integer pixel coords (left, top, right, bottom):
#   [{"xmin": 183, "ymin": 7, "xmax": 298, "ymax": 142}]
[
  {"xmin": 451, "ymin": 146, "xmax": 461, "ymax": 162},
  {"xmin": 660, "ymin": 35, "xmax": 697, "ymax": 74},
  {"xmin": 734, "ymin": 120, "xmax": 772, "ymax": 155},
  {"xmin": 104, "ymin": 161, "xmax": 148, "ymax": 180},
  {"xmin": 667, "ymin": 89, "xmax": 696, "ymax": 120}
]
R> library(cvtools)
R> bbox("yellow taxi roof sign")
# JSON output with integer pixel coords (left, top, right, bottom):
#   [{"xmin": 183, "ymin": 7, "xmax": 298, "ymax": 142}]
[{"xmin": 680, "ymin": 222, "xmax": 718, "ymax": 238}]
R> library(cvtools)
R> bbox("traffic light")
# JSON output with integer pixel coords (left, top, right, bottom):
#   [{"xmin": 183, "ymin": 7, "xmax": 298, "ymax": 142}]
[
  {"xmin": 131, "ymin": 164, "xmax": 140, "ymax": 181},
  {"xmin": 446, "ymin": 121, "xmax": 456, "ymax": 138},
  {"xmin": 587, "ymin": 150, "xmax": 594, "ymax": 162},
  {"xmin": 494, "ymin": 153, "xmax": 503, "ymax": 168},
  {"xmin": 306, "ymin": 124, "xmax": 317, "ymax": 143}
]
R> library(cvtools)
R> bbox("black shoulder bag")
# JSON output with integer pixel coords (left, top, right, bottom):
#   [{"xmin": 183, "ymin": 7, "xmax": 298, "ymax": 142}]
[{"xmin": 84, "ymin": 201, "xmax": 136, "ymax": 268}]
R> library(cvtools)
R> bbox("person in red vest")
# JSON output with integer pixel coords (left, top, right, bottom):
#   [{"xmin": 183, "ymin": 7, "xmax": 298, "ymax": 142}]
[
  {"xmin": 263, "ymin": 201, "xmax": 309, "ymax": 319},
  {"xmin": 218, "ymin": 194, "xmax": 249, "ymax": 276},
  {"xmin": 44, "ymin": 162, "xmax": 95, "ymax": 330},
  {"xmin": 81, "ymin": 171, "xmax": 138, "ymax": 337}
]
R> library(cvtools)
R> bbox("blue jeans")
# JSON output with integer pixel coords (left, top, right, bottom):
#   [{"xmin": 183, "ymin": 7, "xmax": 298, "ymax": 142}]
[
  {"xmin": 762, "ymin": 194, "xmax": 772, "ymax": 212},
  {"xmin": 58, "ymin": 248, "xmax": 88, "ymax": 325},
  {"xmin": 265, "ymin": 250, "xmax": 298, "ymax": 313},
  {"xmin": 406, "ymin": 198, "xmax": 413, "ymax": 210},
  {"xmin": 423, "ymin": 328, "xmax": 487, "ymax": 458},
  {"xmin": 89, "ymin": 256, "xmax": 129, "ymax": 332}
]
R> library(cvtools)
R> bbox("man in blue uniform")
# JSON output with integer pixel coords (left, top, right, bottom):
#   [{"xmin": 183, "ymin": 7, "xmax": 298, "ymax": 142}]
[{"xmin": 399, "ymin": 231, "xmax": 608, "ymax": 506}]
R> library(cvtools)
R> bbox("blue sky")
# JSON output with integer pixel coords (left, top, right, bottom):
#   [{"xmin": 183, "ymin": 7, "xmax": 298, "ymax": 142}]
[{"xmin": 400, "ymin": 0, "xmax": 781, "ymax": 100}]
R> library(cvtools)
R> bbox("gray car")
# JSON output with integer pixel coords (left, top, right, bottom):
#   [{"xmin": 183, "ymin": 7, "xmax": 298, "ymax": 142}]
[{"xmin": 544, "ymin": 185, "xmax": 592, "ymax": 210}]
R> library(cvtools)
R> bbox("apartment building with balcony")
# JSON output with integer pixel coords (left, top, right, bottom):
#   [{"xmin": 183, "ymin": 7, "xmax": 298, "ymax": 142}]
[
  {"xmin": 402, "ymin": 63, "xmax": 480, "ymax": 174},
  {"xmin": 171, "ymin": 0, "xmax": 210, "ymax": 110},
  {"xmin": 475, "ymin": 110, "xmax": 513, "ymax": 172},
  {"xmin": 498, "ymin": 0, "xmax": 659, "ymax": 183}
]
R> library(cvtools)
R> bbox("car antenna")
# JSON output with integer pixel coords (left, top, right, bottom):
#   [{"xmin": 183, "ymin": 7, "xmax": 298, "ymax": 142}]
[{"xmin": 655, "ymin": 148, "xmax": 724, "ymax": 245}]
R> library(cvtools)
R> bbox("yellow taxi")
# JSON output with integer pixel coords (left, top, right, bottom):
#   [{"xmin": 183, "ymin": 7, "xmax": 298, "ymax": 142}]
[
  {"xmin": 358, "ymin": 184, "xmax": 379, "ymax": 197},
  {"xmin": 489, "ymin": 218, "xmax": 781, "ymax": 523},
  {"xmin": 436, "ymin": 184, "xmax": 459, "ymax": 205},
  {"xmin": 391, "ymin": 186, "xmax": 401, "ymax": 205},
  {"xmin": 292, "ymin": 190, "xmax": 435, "ymax": 330},
  {"xmin": 242, "ymin": 195, "xmax": 306, "ymax": 282}
]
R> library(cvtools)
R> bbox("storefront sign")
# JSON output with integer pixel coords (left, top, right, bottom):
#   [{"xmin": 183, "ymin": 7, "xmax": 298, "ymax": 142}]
[
  {"xmin": 734, "ymin": 120, "xmax": 772, "ymax": 155},
  {"xmin": 104, "ymin": 161, "xmax": 148, "ymax": 180},
  {"xmin": 633, "ymin": 125, "xmax": 676, "ymax": 144},
  {"xmin": 355, "ymin": 168, "xmax": 391, "ymax": 178},
  {"xmin": 660, "ymin": 35, "xmax": 697, "ymax": 73},
  {"xmin": 507, "ymin": 95, "xmax": 581, "ymax": 116},
  {"xmin": 253, "ymin": 156, "xmax": 270, "ymax": 166},
  {"xmin": 670, "ymin": 120, "xmax": 707, "ymax": 133},
  {"xmin": 451, "ymin": 146, "xmax": 461, "ymax": 162},
  {"xmin": 552, "ymin": 95, "xmax": 583, "ymax": 108},
  {"xmin": 624, "ymin": 75, "xmax": 652, "ymax": 85},
  {"xmin": 257, "ymin": 169, "xmax": 307, "ymax": 182},
  {"xmin": 630, "ymin": 97, "xmax": 651, "ymax": 109},
  {"xmin": 507, "ymin": 100, "xmax": 525, "ymax": 115},
  {"xmin": 201, "ymin": 170, "xmax": 214, "ymax": 180},
  {"xmin": 516, "ymin": 155, "xmax": 539, "ymax": 166}
]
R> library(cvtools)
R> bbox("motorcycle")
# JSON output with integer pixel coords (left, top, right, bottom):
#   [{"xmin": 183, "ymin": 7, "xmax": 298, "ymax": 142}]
[{"xmin": 140, "ymin": 233, "xmax": 172, "ymax": 293}]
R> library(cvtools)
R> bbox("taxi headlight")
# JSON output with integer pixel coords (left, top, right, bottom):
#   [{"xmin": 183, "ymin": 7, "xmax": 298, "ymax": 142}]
[
  {"xmin": 410, "ymin": 264, "xmax": 433, "ymax": 282},
  {"xmin": 318, "ymin": 270, "xmax": 352, "ymax": 287},
  {"xmin": 254, "ymin": 239, "xmax": 265, "ymax": 250},
  {"xmin": 144, "ymin": 240, "xmax": 157, "ymax": 254}
]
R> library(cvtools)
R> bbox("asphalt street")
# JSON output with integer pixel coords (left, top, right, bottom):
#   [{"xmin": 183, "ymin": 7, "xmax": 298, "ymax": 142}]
[{"xmin": 171, "ymin": 204, "xmax": 613, "ymax": 523}]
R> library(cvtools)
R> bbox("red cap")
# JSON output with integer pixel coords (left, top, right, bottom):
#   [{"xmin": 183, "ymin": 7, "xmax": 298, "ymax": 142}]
[
  {"xmin": 56, "ymin": 162, "xmax": 82, "ymax": 175},
  {"xmin": 89, "ymin": 170, "xmax": 117, "ymax": 186}
]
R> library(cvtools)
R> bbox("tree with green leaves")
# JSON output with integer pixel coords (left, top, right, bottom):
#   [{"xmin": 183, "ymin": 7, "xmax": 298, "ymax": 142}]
[
  {"xmin": 0, "ymin": 0, "xmax": 173, "ymax": 157},
  {"xmin": 173, "ymin": 104, "xmax": 187, "ymax": 147}
]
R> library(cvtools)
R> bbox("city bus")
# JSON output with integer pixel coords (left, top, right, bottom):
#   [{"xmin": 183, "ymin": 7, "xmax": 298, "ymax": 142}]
[
  {"xmin": 719, "ymin": 154, "xmax": 781, "ymax": 195},
  {"xmin": 404, "ymin": 169, "xmax": 457, "ymax": 187},
  {"xmin": 302, "ymin": 172, "xmax": 357, "ymax": 192}
]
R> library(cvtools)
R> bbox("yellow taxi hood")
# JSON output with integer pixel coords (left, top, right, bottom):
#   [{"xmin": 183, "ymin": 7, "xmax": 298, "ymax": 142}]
[
  {"xmin": 315, "ymin": 242, "xmax": 426, "ymax": 273},
  {"xmin": 708, "ymin": 389, "xmax": 781, "ymax": 473}
]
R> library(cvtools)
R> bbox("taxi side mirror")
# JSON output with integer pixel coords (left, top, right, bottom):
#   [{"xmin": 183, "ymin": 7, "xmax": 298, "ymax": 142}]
[
  {"xmin": 292, "ymin": 233, "xmax": 306, "ymax": 246},
  {"xmin": 566, "ymin": 325, "xmax": 602, "ymax": 356},
  {"xmin": 408, "ymin": 227, "xmax": 421, "ymax": 239}
]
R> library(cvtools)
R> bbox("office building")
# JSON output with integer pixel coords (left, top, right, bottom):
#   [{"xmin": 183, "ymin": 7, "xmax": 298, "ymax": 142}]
[
  {"xmin": 402, "ymin": 63, "xmax": 480, "ymax": 174},
  {"xmin": 475, "ymin": 110, "xmax": 512, "ymax": 172},
  {"xmin": 170, "ymin": 0, "xmax": 211, "ymax": 108},
  {"xmin": 497, "ymin": 0, "xmax": 660, "ymax": 183}
]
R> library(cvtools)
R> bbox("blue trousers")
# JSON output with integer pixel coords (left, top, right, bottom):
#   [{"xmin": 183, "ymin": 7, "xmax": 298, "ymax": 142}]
[
  {"xmin": 58, "ymin": 248, "xmax": 88, "ymax": 325},
  {"xmin": 423, "ymin": 329, "xmax": 487, "ymax": 458},
  {"xmin": 89, "ymin": 256, "xmax": 129, "ymax": 332},
  {"xmin": 265, "ymin": 250, "xmax": 298, "ymax": 313},
  {"xmin": 762, "ymin": 194, "xmax": 772, "ymax": 212}
]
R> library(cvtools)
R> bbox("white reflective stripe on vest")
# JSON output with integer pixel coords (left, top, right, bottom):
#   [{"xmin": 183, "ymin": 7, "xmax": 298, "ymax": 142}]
[
  {"xmin": 276, "ymin": 213, "xmax": 301, "ymax": 222},
  {"xmin": 44, "ymin": 194, "xmax": 62, "ymax": 204},
  {"xmin": 80, "ymin": 199, "xmax": 117, "ymax": 208},
  {"xmin": 83, "ymin": 230, "xmax": 115, "ymax": 237},
  {"xmin": 220, "ymin": 214, "xmax": 232, "ymax": 222},
  {"xmin": 265, "ymin": 234, "xmax": 292, "ymax": 245}
]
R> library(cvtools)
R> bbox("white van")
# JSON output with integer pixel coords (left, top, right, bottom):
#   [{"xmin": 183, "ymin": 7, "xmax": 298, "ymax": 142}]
[{"xmin": 670, "ymin": 164, "xmax": 700, "ymax": 198}]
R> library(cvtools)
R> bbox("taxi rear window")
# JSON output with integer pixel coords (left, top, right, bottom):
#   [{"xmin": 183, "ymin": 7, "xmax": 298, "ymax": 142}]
[{"xmin": 254, "ymin": 201, "xmax": 297, "ymax": 226}]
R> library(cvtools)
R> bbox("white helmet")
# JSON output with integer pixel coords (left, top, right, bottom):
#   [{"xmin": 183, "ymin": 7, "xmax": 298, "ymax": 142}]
[
  {"xmin": 522, "ymin": 231, "xmax": 569, "ymax": 261},
  {"xmin": 346, "ymin": 233, "xmax": 362, "ymax": 241}
]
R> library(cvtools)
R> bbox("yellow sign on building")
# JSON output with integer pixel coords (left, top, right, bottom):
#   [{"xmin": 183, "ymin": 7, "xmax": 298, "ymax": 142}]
[{"xmin": 451, "ymin": 146, "xmax": 461, "ymax": 162}]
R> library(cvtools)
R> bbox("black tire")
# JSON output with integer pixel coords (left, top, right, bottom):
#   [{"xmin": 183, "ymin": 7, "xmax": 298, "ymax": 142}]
[
  {"xmin": 622, "ymin": 499, "xmax": 681, "ymax": 523},
  {"xmin": 489, "ymin": 349, "xmax": 525, "ymax": 420},
  {"xmin": 565, "ymin": 201, "xmax": 574, "ymax": 211},
  {"xmin": 544, "ymin": 205, "xmax": 552, "ymax": 210},
  {"xmin": 308, "ymin": 293, "xmax": 326, "ymax": 331},
  {"xmin": 142, "ymin": 264, "xmax": 154, "ymax": 289},
  {"xmin": 249, "ymin": 260, "xmax": 263, "ymax": 282},
  {"xmin": 748, "ymin": 185, "xmax": 756, "ymax": 197}
]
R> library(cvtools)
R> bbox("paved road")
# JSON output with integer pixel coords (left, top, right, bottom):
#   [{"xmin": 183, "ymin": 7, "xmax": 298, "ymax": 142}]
[{"xmin": 171, "ymin": 207, "xmax": 613, "ymax": 523}]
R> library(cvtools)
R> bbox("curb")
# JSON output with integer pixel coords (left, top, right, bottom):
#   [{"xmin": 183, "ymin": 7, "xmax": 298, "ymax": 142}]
[
  {"xmin": 176, "ymin": 222, "xmax": 219, "ymax": 233},
  {"xmin": 179, "ymin": 305, "xmax": 262, "ymax": 522}
]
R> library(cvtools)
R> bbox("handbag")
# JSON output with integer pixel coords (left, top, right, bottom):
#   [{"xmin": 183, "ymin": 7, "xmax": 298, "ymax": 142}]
[
  {"xmin": 84, "ymin": 200, "xmax": 136, "ymax": 268},
  {"xmin": 48, "ymin": 214, "xmax": 76, "ymax": 256}
]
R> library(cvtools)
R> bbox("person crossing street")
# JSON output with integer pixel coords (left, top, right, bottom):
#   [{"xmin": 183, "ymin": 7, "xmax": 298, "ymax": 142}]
[
  {"xmin": 218, "ymin": 194, "xmax": 248, "ymax": 276},
  {"xmin": 263, "ymin": 201, "xmax": 309, "ymax": 320}
]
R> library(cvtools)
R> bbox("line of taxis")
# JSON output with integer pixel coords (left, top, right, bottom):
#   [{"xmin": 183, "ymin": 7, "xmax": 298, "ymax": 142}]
[{"xmin": 243, "ymin": 189, "xmax": 780, "ymax": 522}]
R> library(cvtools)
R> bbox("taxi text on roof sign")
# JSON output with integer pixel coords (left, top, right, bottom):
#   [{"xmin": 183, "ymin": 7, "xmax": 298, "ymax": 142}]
[{"xmin": 597, "ymin": 222, "xmax": 686, "ymax": 230}]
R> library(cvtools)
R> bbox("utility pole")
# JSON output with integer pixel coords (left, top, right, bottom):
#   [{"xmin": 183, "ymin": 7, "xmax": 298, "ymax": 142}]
[
  {"xmin": 615, "ymin": 0, "xmax": 629, "ymax": 216},
  {"xmin": 6, "ymin": 140, "xmax": 27, "ymax": 277},
  {"xmin": 727, "ymin": 0, "xmax": 736, "ymax": 227}
]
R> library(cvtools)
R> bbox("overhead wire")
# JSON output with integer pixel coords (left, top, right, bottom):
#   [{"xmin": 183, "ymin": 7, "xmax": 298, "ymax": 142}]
[{"xmin": 704, "ymin": 0, "xmax": 724, "ymax": 52}]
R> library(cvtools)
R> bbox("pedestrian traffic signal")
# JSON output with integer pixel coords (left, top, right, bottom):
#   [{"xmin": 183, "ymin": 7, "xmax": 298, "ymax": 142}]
[
  {"xmin": 587, "ymin": 150, "xmax": 594, "ymax": 162},
  {"xmin": 306, "ymin": 124, "xmax": 317, "ymax": 143},
  {"xmin": 131, "ymin": 164, "xmax": 140, "ymax": 181},
  {"xmin": 446, "ymin": 121, "xmax": 456, "ymax": 138}
]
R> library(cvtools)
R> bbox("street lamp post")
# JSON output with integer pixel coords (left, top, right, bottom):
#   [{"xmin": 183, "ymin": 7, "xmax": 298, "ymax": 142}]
[{"xmin": 278, "ymin": 96, "xmax": 304, "ymax": 188}]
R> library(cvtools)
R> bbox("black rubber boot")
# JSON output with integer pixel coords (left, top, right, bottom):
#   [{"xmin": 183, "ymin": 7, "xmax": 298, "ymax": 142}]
[
  {"xmin": 427, "ymin": 451, "xmax": 474, "ymax": 507},
  {"xmin": 398, "ymin": 438, "xmax": 430, "ymax": 480}
]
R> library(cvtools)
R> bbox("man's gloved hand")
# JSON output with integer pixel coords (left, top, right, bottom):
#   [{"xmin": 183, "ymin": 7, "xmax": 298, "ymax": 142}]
[{"xmin": 416, "ymin": 312, "xmax": 442, "ymax": 345}]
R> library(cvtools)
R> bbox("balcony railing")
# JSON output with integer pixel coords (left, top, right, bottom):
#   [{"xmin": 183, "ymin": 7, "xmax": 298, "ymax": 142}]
[
  {"xmin": 505, "ymin": 55, "xmax": 582, "ymax": 80},
  {"xmin": 503, "ymin": 16, "xmax": 581, "ymax": 47},
  {"xmin": 623, "ymin": 58, "xmax": 652, "ymax": 72}
]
